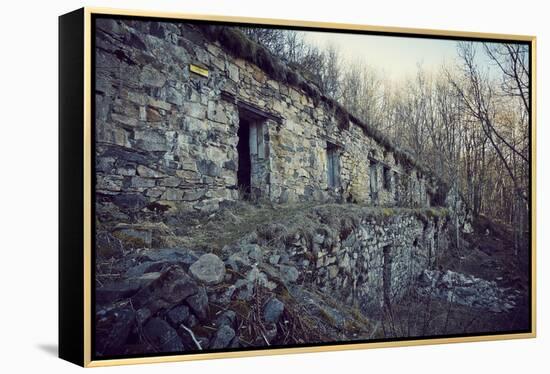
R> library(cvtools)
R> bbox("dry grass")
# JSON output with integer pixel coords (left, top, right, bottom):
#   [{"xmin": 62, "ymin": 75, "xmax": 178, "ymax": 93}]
[
  {"xmin": 168, "ymin": 202, "xmax": 450, "ymax": 255},
  {"xmin": 172, "ymin": 201, "xmax": 317, "ymax": 254}
]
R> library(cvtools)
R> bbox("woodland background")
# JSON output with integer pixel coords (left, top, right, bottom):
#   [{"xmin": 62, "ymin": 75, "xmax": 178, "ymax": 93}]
[{"xmin": 241, "ymin": 27, "xmax": 531, "ymax": 253}]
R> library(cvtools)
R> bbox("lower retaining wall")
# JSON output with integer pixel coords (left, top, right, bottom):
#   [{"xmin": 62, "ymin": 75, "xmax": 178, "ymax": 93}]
[
  {"xmin": 299, "ymin": 211, "xmax": 445, "ymax": 312},
  {"xmin": 229, "ymin": 206, "xmax": 451, "ymax": 313},
  {"xmin": 99, "ymin": 204, "xmax": 451, "ymax": 317},
  {"xmin": 95, "ymin": 204, "xmax": 452, "ymax": 354}
]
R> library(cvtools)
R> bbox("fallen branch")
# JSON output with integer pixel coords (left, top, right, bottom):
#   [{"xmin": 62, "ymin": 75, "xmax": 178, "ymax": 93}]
[
  {"xmin": 260, "ymin": 330, "xmax": 271, "ymax": 346},
  {"xmin": 180, "ymin": 324, "xmax": 202, "ymax": 350}
]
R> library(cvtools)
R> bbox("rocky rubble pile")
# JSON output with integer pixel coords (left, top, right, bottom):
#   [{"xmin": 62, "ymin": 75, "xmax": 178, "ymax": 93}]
[
  {"xmin": 96, "ymin": 247, "xmax": 263, "ymax": 356},
  {"xmin": 94, "ymin": 205, "xmax": 454, "ymax": 356},
  {"xmin": 417, "ymin": 269, "xmax": 521, "ymax": 313},
  {"xmin": 94, "ymin": 203, "xmax": 524, "ymax": 356},
  {"xmin": 95, "ymin": 238, "xmax": 372, "ymax": 357}
]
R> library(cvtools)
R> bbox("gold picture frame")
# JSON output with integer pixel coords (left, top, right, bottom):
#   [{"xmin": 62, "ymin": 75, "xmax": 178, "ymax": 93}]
[{"xmin": 59, "ymin": 7, "xmax": 536, "ymax": 367}]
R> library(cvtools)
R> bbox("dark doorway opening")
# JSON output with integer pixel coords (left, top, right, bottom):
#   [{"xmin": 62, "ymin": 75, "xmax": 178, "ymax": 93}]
[{"xmin": 237, "ymin": 117, "xmax": 251, "ymax": 198}]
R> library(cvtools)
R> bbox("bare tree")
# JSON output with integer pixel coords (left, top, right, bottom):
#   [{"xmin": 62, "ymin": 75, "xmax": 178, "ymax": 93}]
[
  {"xmin": 239, "ymin": 27, "xmax": 288, "ymax": 57},
  {"xmin": 239, "ymin": 28, "xmax": 530, "ymax": 244},
  {"xmin": 449, "ymin": 42, "xmax": 528, "ymax": 204},
  {"xmin": 484, "ymin": 43, "xmax": 530, "ymax": 112},
  {"xmin": 446, "ymin": 42, "xmax": 529, "ymax": 255},
  {"xmin": 319, "ymin": 44, "xmax": 341, "ymax": 99},
  {"xmin": 340, "ymin": 62, "xmax": 384, "ymax": 128}
]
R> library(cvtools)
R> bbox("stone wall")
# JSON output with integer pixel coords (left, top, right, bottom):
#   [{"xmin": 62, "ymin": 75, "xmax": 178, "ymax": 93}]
[
  {"xmin": 251, "ymin": 209, "xmax": 450, "ymax": 312},
  {"xmin": 94, "ymin": 206, "xmax": 451, "ymax": 355},
  {"xmin": 94, "ymin": 18, "xmax": 442, "ymax": 220}
]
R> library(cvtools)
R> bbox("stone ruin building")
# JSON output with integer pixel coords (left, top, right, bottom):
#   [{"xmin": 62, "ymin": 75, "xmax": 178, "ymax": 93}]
[
  {"xmin": 88, "ymin": 19, "xmax": 512, "ymax": 358},
  {"xmin": 93, "ymin": 18, "xmax": 478, "ymax": 330},
  {"xmin": 94, "ymin": 18, "xmax": 450, "ymax": 217}
]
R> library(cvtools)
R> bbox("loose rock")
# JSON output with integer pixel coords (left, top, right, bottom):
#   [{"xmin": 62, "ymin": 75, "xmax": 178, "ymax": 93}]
[
  {"xmin": 131, "ymin": 265, "xmax": 198, "ymax": 315},
  {"xmin": 210, "ymin": 325, "xmax": 236, "ymax": 349},
  {"xmin": 186, "ymin": 286, "xmax": 209, "ymax": 321},
  {"xmin": 167, "ymin": 305, "xmax": 190, "ymax": 326},
  {"xmin": 263, "ymin": 298, "xmax": 284, "ymax": 323},
  {"xmin": 279, "ymin": 265, "xmax": 299, "ymax": 283},
  {"xmin": 189, "ymin": 253, "xmax": 226, "ymax": 285},
  {"xmin": 215, "ymin": 310, "xmax": 236, "ymax": 328}
]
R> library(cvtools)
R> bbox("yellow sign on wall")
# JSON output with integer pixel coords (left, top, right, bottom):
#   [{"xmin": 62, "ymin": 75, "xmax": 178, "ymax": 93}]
[{"xmin": 189, "ymin": 64, "xmax": 209, "ymax": 78}]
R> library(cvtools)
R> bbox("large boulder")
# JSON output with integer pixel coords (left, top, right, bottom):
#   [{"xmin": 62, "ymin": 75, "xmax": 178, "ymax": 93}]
[
  {"xmin": 189, "ymin": 253, "xmax": 226, "ymax": 285},
  {"xmin": 131, "ymin": 265, "xmax": 198, "ymax": 318},
  {"xmin": 96, "ymin": 272, "xmax": 161, "ymax": 304}
]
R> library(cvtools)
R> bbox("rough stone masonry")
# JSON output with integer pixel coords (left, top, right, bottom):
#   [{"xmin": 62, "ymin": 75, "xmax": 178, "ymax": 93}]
[
  {"xmin": 94, "ymin": 18, "xmax": 451, "ymax": 218},
  {"xmin": 93, "ymin": 18, "xmax": 472, "ymax": 324},
  {"xmin": 91, "ymin": 19, "xmax": 517, "ymax": 356}
]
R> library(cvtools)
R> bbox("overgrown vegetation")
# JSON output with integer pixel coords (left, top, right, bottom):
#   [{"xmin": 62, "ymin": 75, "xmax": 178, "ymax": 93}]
[
  {"xmin": 95, "ymin": 197, "xmax": 526, "ymax": 349},
  {"xmin": 169, "ymin": 201, "xmax": 448, "ymax": 254},
  {"xmin": 221, "ymin": 280, "xmax": 372, "ymax": 347}
]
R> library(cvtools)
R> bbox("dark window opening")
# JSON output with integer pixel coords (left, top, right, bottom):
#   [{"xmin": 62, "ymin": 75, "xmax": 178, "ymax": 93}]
[
  {"xmin": 326, "ymin": 142, "xmax": 340, "ymax": 188},
  {"xmin": 237, "ymin": 117, "xmax": 252, "ymax": 198},
  {"xmin": 369, "ymin": 160, "xmax": 378, "ymax": 203}
]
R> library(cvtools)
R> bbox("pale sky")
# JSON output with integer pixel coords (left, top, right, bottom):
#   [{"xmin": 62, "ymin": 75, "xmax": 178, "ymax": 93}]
[{"xmin": 302, "ymin": 30, "xmax": 482, "ymax": 81}]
